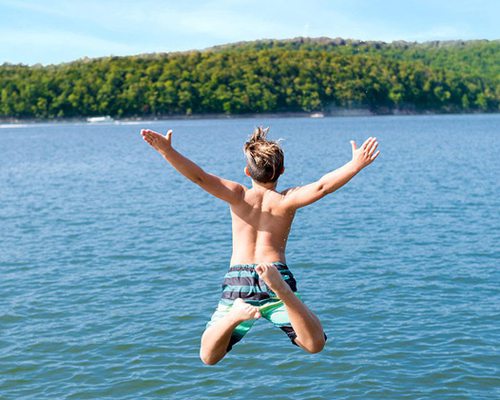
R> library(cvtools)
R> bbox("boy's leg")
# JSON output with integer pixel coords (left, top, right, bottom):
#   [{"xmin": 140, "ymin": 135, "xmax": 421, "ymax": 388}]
[
  {"xmin": 200, "ymin": 298, "xmax": 260, "ymax": 365},
  {"xmin": 256, "ymin": 264, "xmax": 326, "ymax": 354}
]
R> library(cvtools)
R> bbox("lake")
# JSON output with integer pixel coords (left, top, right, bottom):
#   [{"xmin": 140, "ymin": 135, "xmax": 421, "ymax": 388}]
[{"xmin": 1, "ymin": 114, "xmax": 499, "ymax": 399}]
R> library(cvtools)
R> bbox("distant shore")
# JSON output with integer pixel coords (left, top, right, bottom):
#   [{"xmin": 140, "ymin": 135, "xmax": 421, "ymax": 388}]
[
  {"xmin": 0, "ymin": 109, "xmax": 497, "ymax": 125},
  {"xmin": 2, "ymin": 39, "xmax": 497, "ymax": 120}
]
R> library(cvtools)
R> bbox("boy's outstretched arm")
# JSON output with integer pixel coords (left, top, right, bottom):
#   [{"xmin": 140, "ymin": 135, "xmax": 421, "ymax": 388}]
[
  {"xmin": 283, "ymin": 137, "xmax": 380, "ymax": 209},
  {"xmin": 141, "ymin": 129, "xmax": 244, "ymax": 204}
]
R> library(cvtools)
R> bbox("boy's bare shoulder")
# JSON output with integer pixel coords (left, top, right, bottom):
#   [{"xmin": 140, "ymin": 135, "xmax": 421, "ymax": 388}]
[
  {"xmin": 280, "ymin": 186, "xmax": 298, "ymax": 196},
  {"xmin": 272, "ymin": 187, "xmax": 298, "ymax": 209},
  {"xmin": 279, "ymin": 186, "xmax": 304, "ymax": 203}
]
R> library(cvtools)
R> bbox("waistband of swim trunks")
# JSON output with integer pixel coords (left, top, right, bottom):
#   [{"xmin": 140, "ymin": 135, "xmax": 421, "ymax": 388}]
[{"xmin": 228, "ymin": 261, "xmax": 287, "ymax": 270}]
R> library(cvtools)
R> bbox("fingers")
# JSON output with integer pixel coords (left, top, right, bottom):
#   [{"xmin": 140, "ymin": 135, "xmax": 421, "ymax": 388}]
[
  {"xmin": 367, "ymin": 138, "xmax": 378, "ymax": 156},
  {"xmin": 141, "ymin": 129, "xmax": 153, "ymax": 139},
  {"xmin": 141, "ymin": 128, "xmax": 170, "ymax": 136},
  {"xmin": 361, "ymin": 137, "xmax": 372, "ymax": 150},
  {"xmin": 353, "ymin": 136, "xmax": 380, "ymax": 164},
  {"xmin": 141, "ymin": 128, "xmax": 173, "ymax": 146},
  {"xmin": 360, "ymin": 136, "xmax": 379, "ymax": 158},
  {"xmin": 141, "ymin": 129, "xmax": 155, "ymax": 145},
  {"xmin": 141, "ymin": 128, "xmax": 157, "ymax": 136},
  {"xmin": 255, "ymin": 263, "xmax": 269, "ymax": 275},
  {"xmin": 255, "ymin": 263, "xmax": 276, "ymax": 276},
  {"xmin": 362, "ymin": 136, "xmax": 377, "ymax": 151}
]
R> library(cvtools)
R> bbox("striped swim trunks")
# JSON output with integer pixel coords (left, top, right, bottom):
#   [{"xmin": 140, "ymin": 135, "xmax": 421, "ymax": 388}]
[{"xmin": 206, "ymin": 262, "xmax": 301, "ymax": 351}]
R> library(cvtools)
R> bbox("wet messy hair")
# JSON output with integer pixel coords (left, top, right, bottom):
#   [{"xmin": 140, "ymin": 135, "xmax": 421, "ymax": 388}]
[{"xmin": 243, "ymin": 127, "xmax": 284, "ymax": 183}]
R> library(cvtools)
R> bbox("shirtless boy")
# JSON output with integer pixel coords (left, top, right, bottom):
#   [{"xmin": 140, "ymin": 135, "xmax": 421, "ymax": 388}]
[{"xmin": 141, "ymin": 127, "xmax": 379, "ymax": 365}]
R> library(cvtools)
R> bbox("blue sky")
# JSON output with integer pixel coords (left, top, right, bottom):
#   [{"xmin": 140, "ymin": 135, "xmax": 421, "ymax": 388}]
[{"xmin": 0, "ymin": 0, "xmax": 498, "ymax": 65}]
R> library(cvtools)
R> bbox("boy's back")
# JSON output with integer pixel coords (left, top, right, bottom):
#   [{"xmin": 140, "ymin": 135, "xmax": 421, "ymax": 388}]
[{"xmin": 230, "ymin": 186, "xmax": 295, "ymax": 266}]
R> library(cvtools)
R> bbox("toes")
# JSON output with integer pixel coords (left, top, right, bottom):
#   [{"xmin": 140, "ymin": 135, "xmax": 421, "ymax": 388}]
[
  {"xmin": 249, "ymin": 305, "xmax": 261, "ymax": 319},
  {"xmin": 243, "ymin": 304, "xmax": 253, "ymax": 312}
]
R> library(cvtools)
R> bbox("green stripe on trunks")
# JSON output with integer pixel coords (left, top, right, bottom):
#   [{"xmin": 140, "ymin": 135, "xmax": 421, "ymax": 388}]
[
  {"xmin": 224, "ymin": 270, "xmax": 291, "ymax": 280},
  {"xmin": 222, "ymin": 285, "xmax": 267, "ymax": 293},
  {"xmin": 224, "ymin": 270, "xmax": 256, "ymax": 278}
]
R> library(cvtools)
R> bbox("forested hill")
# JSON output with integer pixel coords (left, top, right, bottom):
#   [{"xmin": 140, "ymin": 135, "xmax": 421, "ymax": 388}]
[{"xmin": 1, "ymin": 37, "xmax": 499, "ymax": 119}]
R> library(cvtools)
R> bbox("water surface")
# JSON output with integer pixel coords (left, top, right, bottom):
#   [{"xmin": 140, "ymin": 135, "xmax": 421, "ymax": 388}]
[{"xmin": 1, "ymin": 114, "xmax": 499, "ymax": 399}]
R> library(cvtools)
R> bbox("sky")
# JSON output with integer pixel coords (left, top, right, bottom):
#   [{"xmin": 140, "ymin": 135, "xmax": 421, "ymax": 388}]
[{"xmin": 0, "ymin": 0, "xmax": 498, "ymax": 65}]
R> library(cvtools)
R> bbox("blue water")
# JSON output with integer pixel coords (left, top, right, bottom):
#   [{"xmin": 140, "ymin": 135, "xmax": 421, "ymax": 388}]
[{"xmin": 1, "ymin": 114, "xmax": 499, "ymax": 399}]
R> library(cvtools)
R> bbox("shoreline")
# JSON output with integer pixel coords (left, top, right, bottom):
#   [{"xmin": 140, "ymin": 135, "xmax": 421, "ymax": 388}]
[{"xmin": 0, "ymin": 109, "xmax": 497, "ymax": 125}]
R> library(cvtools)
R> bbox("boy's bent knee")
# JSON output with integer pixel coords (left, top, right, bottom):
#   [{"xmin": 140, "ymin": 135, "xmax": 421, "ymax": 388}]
[
  {"xmin": 307, "ymin": 340, "xmax": 325, "ymax": 354},
  {"xmin": 200, "ymin": 355, "xmax": 219, "ymax": 366},
  {"xmin": 304, "ymin": 339, "xmax": 325, "ymax": 354},
  {"xmin": 297, "ymin": 334, "xmax": 327, "ymax": 354},
  {"xmin": 199, "ymin": 350, "xmax": 225, "ymax": 366}
]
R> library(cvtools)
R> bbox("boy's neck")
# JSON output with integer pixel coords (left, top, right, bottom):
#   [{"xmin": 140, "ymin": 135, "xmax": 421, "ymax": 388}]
[{"xmin": 252, "ymin": 180, "xmax": 277, "ymax": 191}]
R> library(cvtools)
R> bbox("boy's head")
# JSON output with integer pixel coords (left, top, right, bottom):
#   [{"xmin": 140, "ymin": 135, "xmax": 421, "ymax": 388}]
[{"xmin": 243, "ymin": 127, "xmax": 284, "ymax": 184}]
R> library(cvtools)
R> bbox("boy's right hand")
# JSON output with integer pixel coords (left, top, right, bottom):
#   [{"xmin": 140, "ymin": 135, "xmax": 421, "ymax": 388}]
[
  {"xmin": 141, "ymin": 129, "xmax": 173, "ymax": 155},
  {"xmin": 350, "ymin": 137, "xmax": 380, "ymax": 170}
]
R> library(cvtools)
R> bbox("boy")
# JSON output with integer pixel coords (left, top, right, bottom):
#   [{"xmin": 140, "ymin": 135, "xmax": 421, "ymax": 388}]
[{"xmin": 141, "ymin": 127, "xmax": 379, "ymax": 365}]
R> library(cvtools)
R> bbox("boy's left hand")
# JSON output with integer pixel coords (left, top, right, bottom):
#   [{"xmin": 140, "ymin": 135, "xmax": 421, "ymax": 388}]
[
  {"xmin": 141, "ymin": 129, "xmax": 173, "ymax": 155},
  {"xmin": 350, "ymin": 137, "xmax": 380, "ymax": 170}
]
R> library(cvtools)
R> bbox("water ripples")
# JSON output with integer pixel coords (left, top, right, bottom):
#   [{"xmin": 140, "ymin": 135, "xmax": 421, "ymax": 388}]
[{"xmin": 1, "ymin": 114, "xmax": 499, "ymax": 399}]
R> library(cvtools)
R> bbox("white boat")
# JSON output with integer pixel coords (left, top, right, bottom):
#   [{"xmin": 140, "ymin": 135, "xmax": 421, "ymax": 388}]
[
  {"xmin": 310, "ymin": 112, "xmax": 324, "ymax": 118},
  {"xmin": 87, "ymin": 116, "xmax": 114, "ymax": 123}
]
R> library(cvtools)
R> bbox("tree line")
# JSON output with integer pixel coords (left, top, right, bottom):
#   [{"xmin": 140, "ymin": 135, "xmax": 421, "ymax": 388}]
[{"xmin": 0, "ymin": 38, "xmax": 498, "ymax": 119}]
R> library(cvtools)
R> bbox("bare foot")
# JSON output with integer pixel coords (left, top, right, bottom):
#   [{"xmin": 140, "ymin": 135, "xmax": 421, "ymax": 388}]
[
  {"xmin": 141, "ymin": 129, "xmax": 172, "ymax": 155},
  {"xmin": 255, "ymin": 263, "xmax": 290, "ymax": 295},
  {"xmin": 228, "ymin": 298, "xmax": 261, "ymax": 323}
]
